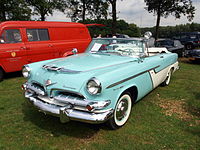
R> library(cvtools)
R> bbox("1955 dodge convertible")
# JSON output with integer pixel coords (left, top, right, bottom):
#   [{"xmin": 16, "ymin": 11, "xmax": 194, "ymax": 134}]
[{"xmin": 22, "ymin": 34, "xmax": 179, "ymax": 129}]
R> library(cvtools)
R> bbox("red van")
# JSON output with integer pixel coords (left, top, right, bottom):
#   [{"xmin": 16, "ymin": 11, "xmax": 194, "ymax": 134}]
[{"xmin": 0, "ymin": 21, "xmax": 91, "ymax": 80}]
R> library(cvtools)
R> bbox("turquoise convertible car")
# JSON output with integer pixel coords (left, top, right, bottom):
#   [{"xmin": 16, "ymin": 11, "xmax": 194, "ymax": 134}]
[{"xmin": 22, "ymin": 36, "xmax": 179, "ymax": 129}]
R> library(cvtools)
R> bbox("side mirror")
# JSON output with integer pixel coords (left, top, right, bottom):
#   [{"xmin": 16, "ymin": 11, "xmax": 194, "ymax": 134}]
[
  {"xmin": 72, "ymin": 48, "xmax": 78, "ymax": 55},
  {"xmin": 144, "ymin": 32, "xmax": 152, "ymax": 40}
]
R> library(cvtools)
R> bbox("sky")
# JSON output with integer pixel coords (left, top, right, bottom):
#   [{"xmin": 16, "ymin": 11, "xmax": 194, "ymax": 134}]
[{"xmin": 46, "ymin": 0, "xmax": 200, "ymax": 27}]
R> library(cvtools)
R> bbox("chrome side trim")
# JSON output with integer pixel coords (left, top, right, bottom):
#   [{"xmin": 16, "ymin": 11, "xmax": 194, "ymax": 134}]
[{"xmin": 106, "ymin": 65, "xmax": 160, "ymax": 89}]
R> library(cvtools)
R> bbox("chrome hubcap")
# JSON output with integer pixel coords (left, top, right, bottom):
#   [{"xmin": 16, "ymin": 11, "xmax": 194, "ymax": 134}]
[{"xmin": 116, "ymin": 99, "xmax": 128, "ymax": 121}]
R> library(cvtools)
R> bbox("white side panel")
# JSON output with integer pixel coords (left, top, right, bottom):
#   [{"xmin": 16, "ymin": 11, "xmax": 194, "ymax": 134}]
[
  {"xmin": 149, "ymin": 66, "xmax": 169, "ymax": 88},
  {"xmin": 149, "ymin": 61, "xmax": 179, "ymax": 88}
]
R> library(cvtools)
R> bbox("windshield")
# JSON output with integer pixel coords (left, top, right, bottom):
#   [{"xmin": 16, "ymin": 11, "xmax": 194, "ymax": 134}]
[{"xmin": 86, "ymin": 38, "xmax": 145, "ymax": 57}]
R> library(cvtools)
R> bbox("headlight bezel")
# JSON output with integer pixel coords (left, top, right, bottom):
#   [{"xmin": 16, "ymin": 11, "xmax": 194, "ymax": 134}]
[
  {"xmin": 22, "ymin": 65, "xmax": 31, "ymax": 78},
  {"xmin": 86, "ymin": 77, "xmax": 102, "ymax": 95}
]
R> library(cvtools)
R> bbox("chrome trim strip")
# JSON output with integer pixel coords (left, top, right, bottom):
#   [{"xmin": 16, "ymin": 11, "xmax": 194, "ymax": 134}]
[
  {"xmin": 106, "ymin": 65, "xmax": 160, "ymax": 89},
  {"xmin": 153, "ymin": 62, "xmax": 178, "ymax": 74}
]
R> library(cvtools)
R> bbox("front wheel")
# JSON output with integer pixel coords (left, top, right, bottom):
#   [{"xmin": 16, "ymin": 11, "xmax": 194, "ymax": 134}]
[{"xmin": 107, "ymin": 92, "xmax": 132, "ymax": 129}]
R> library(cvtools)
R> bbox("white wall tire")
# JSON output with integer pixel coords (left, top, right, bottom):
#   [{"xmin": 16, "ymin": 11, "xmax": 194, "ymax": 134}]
[
  {"xmin": 161, "ymin": 69, "xmax": 173, "ymax": 86},
  {"xmin": 107, "ymin": 93, "xmax": 132, "ymax": 129}
]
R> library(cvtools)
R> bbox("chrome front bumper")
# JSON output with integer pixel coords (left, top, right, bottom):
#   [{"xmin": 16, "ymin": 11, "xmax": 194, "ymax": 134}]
[{"xmin": 25, "ymin": 92, "xmax": 113, "ymax": 124}]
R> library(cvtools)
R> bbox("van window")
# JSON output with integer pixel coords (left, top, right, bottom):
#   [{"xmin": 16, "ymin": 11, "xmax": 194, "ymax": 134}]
[
  {"xmin": 26, "ymin": 29, "xmax": 49, "ymax": 41},
  {"xmin": 0, "ymin": 29, "xmax": 22, "ymax": 44}
]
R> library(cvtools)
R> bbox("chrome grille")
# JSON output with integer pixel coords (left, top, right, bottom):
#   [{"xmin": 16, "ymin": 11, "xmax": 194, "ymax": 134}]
[{"xmin": 27, "ymin": 82, "xmax": 46, "ymax": 96}]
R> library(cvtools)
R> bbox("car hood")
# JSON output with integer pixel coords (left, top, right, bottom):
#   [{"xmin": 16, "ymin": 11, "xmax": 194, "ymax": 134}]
[
  {"xmin": 30, "ymin": 53, "xmax": 136, "ymax": 94},
  {"xmin": 43, "ymin": 53, "xmax": 134, "ymax": 72}
]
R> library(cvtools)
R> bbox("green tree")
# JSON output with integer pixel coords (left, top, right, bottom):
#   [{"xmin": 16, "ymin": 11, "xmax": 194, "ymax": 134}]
[
  {"xmin": 66, "ymin": 0, "xmax": 108, "ymax": 22},
  {"xmin": 66, "ymin": 0, "xmax": 93, "ymax": 22},
  {"xmin": 0, "ymin": 0, "xmax": 31, "ymax": 21},
  {"xmin": 144, "ymin": 0, "xmax": 195, "ymax": 40},
  {"xmin": 80, "ymin": 19, "xmax": 140, "ymax": 38},
  {"xmin": 27, "ymin": 0, "xmax": 67, "ymax": 21},
  {"xmin": 92, "ymin": 0, "xmax": 109, "ymax": 20},
  {"xmin": 140, "ymin": 23, "xmax": 200, "ymax": 39}
]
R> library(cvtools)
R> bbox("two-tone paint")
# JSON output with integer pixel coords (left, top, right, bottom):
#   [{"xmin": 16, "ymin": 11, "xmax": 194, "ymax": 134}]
[{"xmin": 22, "ymin": 38, "xmax": 179, "ymax": 128}]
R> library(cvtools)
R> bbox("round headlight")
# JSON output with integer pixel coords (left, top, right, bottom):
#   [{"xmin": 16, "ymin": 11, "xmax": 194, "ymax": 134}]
[
  {"xmin": 87, "ymin": 77, "xmax": 102, "ymax": 95},
  {"xmin": 22, "ymin": 65, "xmax": 31, "ymax": 78}
]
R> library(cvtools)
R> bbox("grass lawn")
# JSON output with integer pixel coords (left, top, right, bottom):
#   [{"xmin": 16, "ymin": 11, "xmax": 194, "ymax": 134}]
[{"xmin": 0, "ymin": 60, "xmax": 200, "ymax": 150}]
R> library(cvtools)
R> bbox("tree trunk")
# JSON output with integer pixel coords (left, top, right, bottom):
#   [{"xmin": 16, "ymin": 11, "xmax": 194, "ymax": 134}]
[
  {"xmin": 40, "ymin": 14, "xmax": 45, "ymax": 21},
  {"xmin": 111, "ymin": 0, "xmax": 117, "ymax": 35},
  {"xmin": 0, "ymin": 11, "xmax": 6, "ymax": 21},
  {"xmin": 0, "ymin": 4, "xmax": 7, "ymax": 21},
  {"xmin": 82, "ymin": 0, "xmax": 86, "ymax": 23},
  {"xmin": 155, "ymin": 1, "xmax": 161, "ymax": 40},
  {"xmin": 155, "ymin": 14, "xmax": 161, "ymax": 40}
]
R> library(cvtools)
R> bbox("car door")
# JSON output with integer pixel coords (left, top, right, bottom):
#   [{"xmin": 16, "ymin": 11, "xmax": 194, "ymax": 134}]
[
  {"xmin": 25, "ymin": 28, "xmax": 56, "ymax": 63},
  {"xmin": 143, "ymin": 53, "xmax": 169, "ymax": 88},
  {"xmin": 0, "ymin": 28, "xmax": 27, "ymax": 72}
]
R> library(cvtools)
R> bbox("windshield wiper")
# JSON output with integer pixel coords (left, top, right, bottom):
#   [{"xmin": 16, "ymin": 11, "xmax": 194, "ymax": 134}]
[{"xmin": 90, "ymin": 51, "xmax": 111, "ymax": 56}]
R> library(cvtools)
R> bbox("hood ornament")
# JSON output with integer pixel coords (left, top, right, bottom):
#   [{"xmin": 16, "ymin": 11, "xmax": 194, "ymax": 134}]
[{"xmin": 44, "ymin": 79, "xmax": 56, "ymax": 87}]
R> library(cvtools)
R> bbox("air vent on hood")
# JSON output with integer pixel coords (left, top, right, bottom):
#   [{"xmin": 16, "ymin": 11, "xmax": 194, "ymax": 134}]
[{"xmin": 42, "ymin": 65, "xmax": 81, "ymax": 73}]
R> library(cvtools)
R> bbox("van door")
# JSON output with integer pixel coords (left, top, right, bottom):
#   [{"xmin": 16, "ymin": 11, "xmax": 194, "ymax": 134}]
[
  {"xmin": 0, "ymin": 28, "xmax": 27, "ymax": 72},
  {"xmin": 25, "ymin": 28, "xmax": 55, "ymax": 63}
]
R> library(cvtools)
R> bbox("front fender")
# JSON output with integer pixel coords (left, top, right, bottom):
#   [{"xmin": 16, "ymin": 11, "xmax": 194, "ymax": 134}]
[{"xmin": 81, "ymin": 71, "xmax": 153, "ymax": 110}]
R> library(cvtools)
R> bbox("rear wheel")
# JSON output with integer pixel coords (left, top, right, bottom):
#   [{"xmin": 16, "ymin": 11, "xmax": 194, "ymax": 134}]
[
  {"xmin": 0, "ymin": 68, "xmax": 4, "ymax": 81},
  {"xmin": 107, "ymin": 92, "xmax": 132, "ymax": 129},
  {"xmin": 185, "ymin": 44, "xmax": 193, "ymax": 50},
  {"xmin": 161, "ymin": 69, "xmax": 173, "ymax": 86}
]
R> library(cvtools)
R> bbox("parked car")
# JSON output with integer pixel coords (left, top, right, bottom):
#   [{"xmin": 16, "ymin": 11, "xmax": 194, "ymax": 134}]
[
  {"xmin": 186, "ymin": 49, "xmax": 200, "ymax": 62},
  {"xmin": 0, "ymin": 21, "xmax": 91, "ymax": 81},
  {"xmin": 22, "ymin": 35, "xmax": 179, "ymax": 129},
  {"xmin": 173, "ymin": 32, "xmax": 200, "ymax": 50},
  {"xmin": 105, "ymin": 33, "xmax": 130, "ymax": 38},
  {"xmin": 155, "ymin": 39, "xmax": 185, "ymax": 57},
  {"xmin": 116, "ymin": 34, "xmax": 130, "ymax": 38}
]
